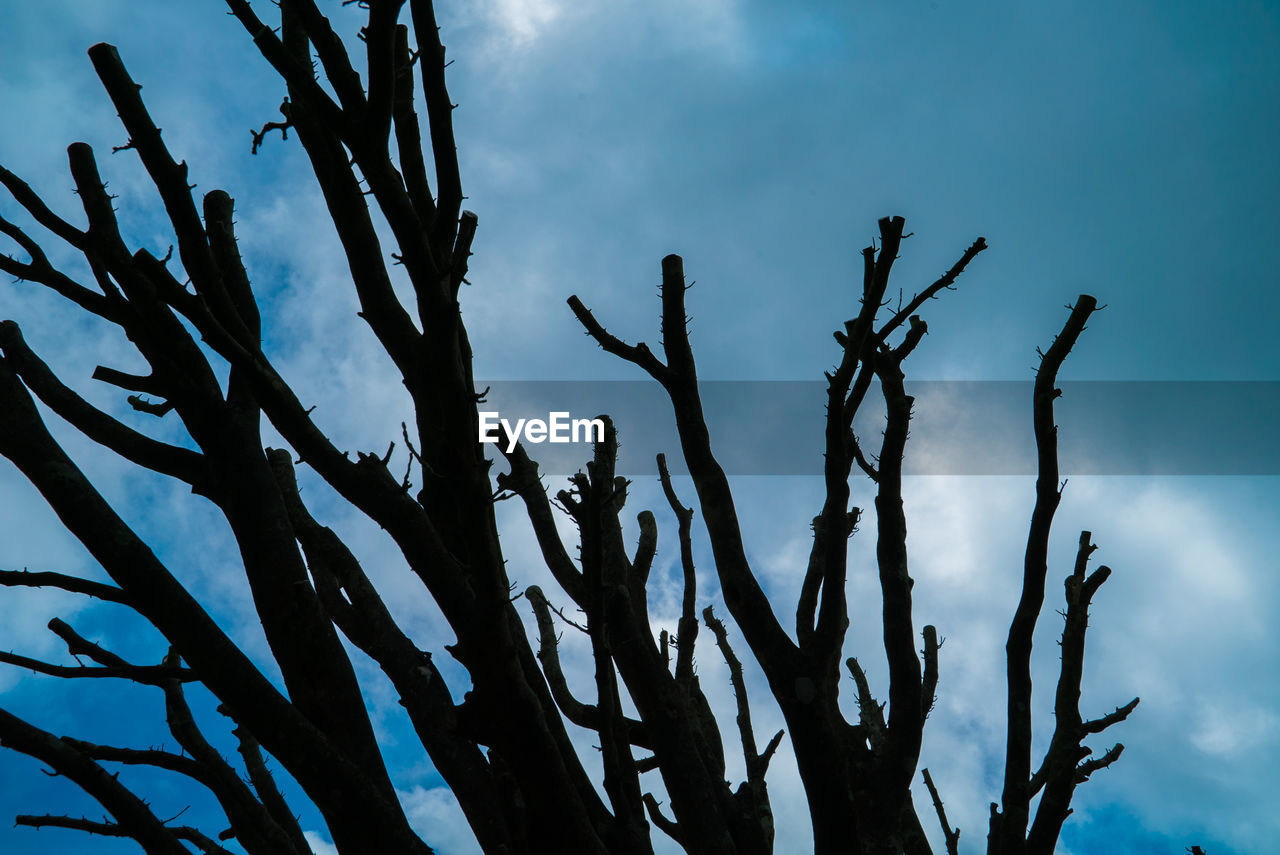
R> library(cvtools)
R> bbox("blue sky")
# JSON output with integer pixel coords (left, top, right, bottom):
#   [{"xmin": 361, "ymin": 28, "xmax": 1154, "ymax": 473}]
[{"xmin": 0, "ymin": 1, "xmax": 1277, "ymax": 854}]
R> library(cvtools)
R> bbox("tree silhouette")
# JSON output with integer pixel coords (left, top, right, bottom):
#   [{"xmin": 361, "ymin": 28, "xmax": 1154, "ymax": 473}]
[{"xmin": 0, "ymin": 2, "xmax": 1139, "ymax": 853}]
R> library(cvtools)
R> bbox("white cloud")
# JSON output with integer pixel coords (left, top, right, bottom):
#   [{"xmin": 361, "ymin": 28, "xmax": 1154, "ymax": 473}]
[
  {"xmin": 489, "ymin": 0, "xmax": 565, "ymax": 50},
  {"xmin": 399, "ymin": 786, "xmax": 483, "ymax": 855},
  {"xmin": 442, "ymin": 0, "xmax": 746, "ymax": 66},
  {"xmin": 1191, "ymin": 701, "xmax": 1279, "ymax": 757},
  {"xmin": 303, "ymin": 831, "xmax": 339, "ymax": 855}
]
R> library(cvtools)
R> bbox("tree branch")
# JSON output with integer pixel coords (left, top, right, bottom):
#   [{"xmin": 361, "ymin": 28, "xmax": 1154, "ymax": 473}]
[
  {"xmin": 659, "ymin": 453, "xmax": 699, "ymax": 683},
  {"xmin": 703, "ymin": 606, "xmax": 768, "ymax": 784},
  {"xmin": 566, "ymin": 295, "xmax": 671, "ymax": 382},
  {"xmin": 1075, "ymin": 743, "xmax": 1124, "ymax": 781},
  {"xmin": 845, "ymin": 657, "xmax": 886, "ymax": 754},
  {"xmin": 0, "ymin": 708, "xmax": 191, "ymax": 855},
  {"xmin": 496, "ymin": 440, "xmax": 585, "ymax": 605},
  {"xmin": 877, "ymin": 236, "xmax": 988, "ymax": 341},
  {"xmin": 160, "ymin": 678, "xmax": 313, "ymax": 855},
  {"xmin": 15, "ymin": 814, "xmax": 233, "ymax": 853},
  {"xmin": 409, "ymin": 0, "xmax": 462, "ymax": 257},
  {"xmin": 525, "ymin": 585, "xmax": 651, "ymax": 748},
  {"xmin": 0, "ymin": 163, "xmax": 89, "ymax": 249},
  {"xmin": 0, "ymin": 355, "xmax": 431, "ymax": 855},
  {"xmin": 0, "ymin": 321, "xmax": 207, "ymax": 487},
  {"xmin": 1081, "ymin": 697, "xmax": 1140, "ymax": 735},
  {"xmin": 997, "ymin": 295, "xmax": 1098, "ymax": 853},
  {"xmin": 0, "ymin": 213, "xmax": 119, "ymax": 319},
  {"xmin": 390, "ymin": 23, "xmax": 437, "ymax": 226},
  {"xmin": 921, "ymin": 767, "xmax": 960, "ymax": 855},
  {"xmin": 0, "ymin": 569, "xmax": 130, "ymax": 605},
  {"xmin": 88, "ymin": 44, "xmax": 256, "ymax": 350},
  {"xmin": 1025, "ymin": 531, "xmax": 1136, "ymax": 855},
  {"xmin": 871, "ymin": 343, "xmax": 923, "ymax": 802},
  {"xmin": 364, "ymin": 0, "xmax": 404, "ymax": 146},
  {"xmin": 921, "ymin": 624, "xmax": 940, "ymax": 724},
  {"xmin": 0, "ymin": 620, "xmax": 194, "ymax": 686}
]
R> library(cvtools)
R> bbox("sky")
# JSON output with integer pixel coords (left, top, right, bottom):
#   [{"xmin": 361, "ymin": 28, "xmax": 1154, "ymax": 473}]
[{"xmin": 0, "ymin": 1, "xmax": 1278, "ymax": 854}]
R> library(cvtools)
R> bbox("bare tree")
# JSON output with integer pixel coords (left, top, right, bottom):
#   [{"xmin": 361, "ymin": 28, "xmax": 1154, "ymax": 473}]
[{"xmin": 0, "ymin": 2, "xmax": 1138, "ymax": 854}]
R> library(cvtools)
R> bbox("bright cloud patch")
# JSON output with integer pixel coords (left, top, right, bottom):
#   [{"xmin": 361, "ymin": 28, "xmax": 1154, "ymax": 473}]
[
  {"xmin": 303, "ymin": 831, "xmax": 339, "ymax": 855},
  {"xmin": 400, "ymin": 786, "xmax": 484, "ymax": 855}
]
